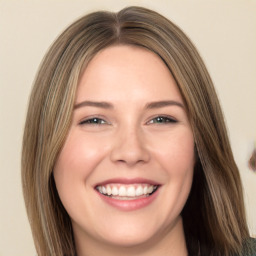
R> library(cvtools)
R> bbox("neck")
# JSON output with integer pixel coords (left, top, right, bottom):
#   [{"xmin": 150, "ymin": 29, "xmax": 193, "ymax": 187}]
[{"xmin": 75, "ymin": 216, "xmax": 188, "ymax": 256}]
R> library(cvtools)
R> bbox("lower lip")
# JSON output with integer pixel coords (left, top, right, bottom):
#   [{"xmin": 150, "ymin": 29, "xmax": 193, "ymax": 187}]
[{"xmin": 96, "ymin": 188, "xmax": 160, "ymax": 211}]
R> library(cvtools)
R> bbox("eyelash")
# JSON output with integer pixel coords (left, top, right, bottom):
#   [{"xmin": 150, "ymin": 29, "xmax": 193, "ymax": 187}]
[
  {"xmin": 79, "ymin": 115, "xmax": 177, "ymax": 126},
  {"xmin": 79, "ymin": 117, "xmax": 108, "ymax": 125},
  {"xmin": 147, "ymin": 116, "xmax": 177, "ymax": 124}
]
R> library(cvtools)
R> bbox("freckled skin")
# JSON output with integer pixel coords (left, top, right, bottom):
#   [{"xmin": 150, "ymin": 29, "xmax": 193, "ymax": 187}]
[{"xmin": 54, "ymin": 45, "xmax": 195, "ymax": 256}]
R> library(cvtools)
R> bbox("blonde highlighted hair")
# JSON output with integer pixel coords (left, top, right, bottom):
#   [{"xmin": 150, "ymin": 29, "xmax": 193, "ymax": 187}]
[{"xmin": 22, "ymin": 6, "xmax": 249, "ymax": 256}]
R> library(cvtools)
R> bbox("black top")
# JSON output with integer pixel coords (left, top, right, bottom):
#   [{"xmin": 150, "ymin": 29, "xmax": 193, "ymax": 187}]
[{"xmin": 242, "ymin": 237, "xmax": 256, "ymax": 255}]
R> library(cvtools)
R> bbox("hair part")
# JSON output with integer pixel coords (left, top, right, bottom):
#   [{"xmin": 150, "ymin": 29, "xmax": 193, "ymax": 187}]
[{"xmin": 22, "ymin": 6, "xmax": 249, "ymax": 256}]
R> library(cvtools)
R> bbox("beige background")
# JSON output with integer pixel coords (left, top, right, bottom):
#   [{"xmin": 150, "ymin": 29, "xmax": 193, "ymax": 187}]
[{"xmin": 0, "ymin": 0, "xmax": 256, "ymax": 255}]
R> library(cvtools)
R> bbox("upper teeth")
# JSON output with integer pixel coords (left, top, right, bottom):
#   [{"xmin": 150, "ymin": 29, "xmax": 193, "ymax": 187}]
[{"xmin": 96, "ymin": 184, "xmax": 157, "ymax": 197}]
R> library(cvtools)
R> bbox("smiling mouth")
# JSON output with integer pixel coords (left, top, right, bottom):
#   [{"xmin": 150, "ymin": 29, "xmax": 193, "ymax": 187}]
[{"xmin": 95, "ymin": 184, "xmax": 159, "ymax": 200}]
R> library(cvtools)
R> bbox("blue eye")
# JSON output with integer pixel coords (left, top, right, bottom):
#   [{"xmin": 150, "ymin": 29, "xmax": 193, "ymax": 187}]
[
  {"xmin": 148, "ymin": 116, "xmax": 177, "ymax": 124},
  {"xmin": 79, "ymin": 118, "xmax": 107, "ymax": 125}
]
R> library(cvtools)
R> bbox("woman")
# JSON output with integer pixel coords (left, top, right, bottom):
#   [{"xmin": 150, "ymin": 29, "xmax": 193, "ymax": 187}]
[{"xmin": 21, "ymin": 6, "xmax": 256, "ymax": 256}]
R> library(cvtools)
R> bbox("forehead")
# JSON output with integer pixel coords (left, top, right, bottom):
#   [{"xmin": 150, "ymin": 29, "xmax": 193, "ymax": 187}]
[{"xmin": 76, "ymin": 45, "xmax": 182, "ymax": 103}]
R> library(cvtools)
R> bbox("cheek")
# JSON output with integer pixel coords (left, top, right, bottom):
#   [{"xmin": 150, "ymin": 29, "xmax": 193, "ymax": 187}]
[
  {"xmin": 154, "ymin": 129, "xmax": 194, "ymax": 197},
  {"xmin": 152, "ymin": 129, "xmax": 195, "ymax": 172},
  {"xmin": 55, "ymin": 131, "xmax": 105, "ymax": 177},
  {"xmin": 53, "ymin": 131, "xmax": 108, "ymax": 208},
  {"xmin": 153, "ymin": 130, "xmax": 195, "ymax": 217}
]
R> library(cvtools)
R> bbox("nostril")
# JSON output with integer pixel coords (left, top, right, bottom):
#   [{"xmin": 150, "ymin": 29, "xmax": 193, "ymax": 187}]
[{"xmin": 109, "ymin": 135, "xmax": 150, "ymax": 165}]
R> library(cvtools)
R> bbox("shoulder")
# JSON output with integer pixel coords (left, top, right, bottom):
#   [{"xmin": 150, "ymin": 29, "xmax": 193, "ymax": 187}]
[{"xmin": 242, "ymin": 237, "xmax": 256, "ymax": 256}]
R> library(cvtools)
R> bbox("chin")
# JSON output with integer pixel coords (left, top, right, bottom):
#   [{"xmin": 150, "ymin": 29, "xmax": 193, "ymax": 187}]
[
  {"xmin": 100, "ymin": 231, "xmax": 156, "ymax": 248},
  {"xmin": 94, "ymin": 219, "xmax": 166, "ymax": 248}
]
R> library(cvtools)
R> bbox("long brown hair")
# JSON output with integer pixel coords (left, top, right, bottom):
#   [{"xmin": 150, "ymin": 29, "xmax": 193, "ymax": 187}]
[{"xmin": 22, "ymin": 6, "xmax": 249, "ymax": 256}]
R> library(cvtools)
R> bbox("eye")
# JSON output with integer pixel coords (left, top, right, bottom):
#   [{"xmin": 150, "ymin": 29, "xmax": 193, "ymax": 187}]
[
  {"xmin": 79, "ymin": 117, "xmax": 108, "ymax": 125},
  {"xmin": 147, "ymin": 116, "xmax": 177, "ymax": 124}
]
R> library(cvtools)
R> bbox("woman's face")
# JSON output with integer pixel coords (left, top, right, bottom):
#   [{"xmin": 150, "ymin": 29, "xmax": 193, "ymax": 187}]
[{"xmin": 54, "ymin": 45, "xmax": 195, "ymax": 250}]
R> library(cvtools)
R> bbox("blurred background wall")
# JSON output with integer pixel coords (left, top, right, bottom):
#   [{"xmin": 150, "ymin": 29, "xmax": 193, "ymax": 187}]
[{"xmin": 0, "ymin": 0, "xmax": 255, "ymax": 255}]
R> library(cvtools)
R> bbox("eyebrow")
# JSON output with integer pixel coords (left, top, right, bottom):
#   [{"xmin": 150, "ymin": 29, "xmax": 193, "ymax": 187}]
[
  {"xmin": 145, "ymin": 100, "xmax": 184, "ymax": 109},
  {"xmin": 74, "ymin": 100, "xmax": 184, "ymax": 110},
  {"xmin": 74, "ymin": 101, "xmax": 114, "ymax": 110}
]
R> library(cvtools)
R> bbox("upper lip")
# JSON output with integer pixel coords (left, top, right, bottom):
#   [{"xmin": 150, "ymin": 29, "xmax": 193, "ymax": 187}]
[{"xmin": 94, "ymin": 178, "xmax": 161, "ymax": 188}]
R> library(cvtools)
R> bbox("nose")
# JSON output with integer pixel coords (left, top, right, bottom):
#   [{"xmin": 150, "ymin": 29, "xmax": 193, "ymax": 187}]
[{"xmin": 110, "ymin": 126, "xmax": 150, "ymax": 167}]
